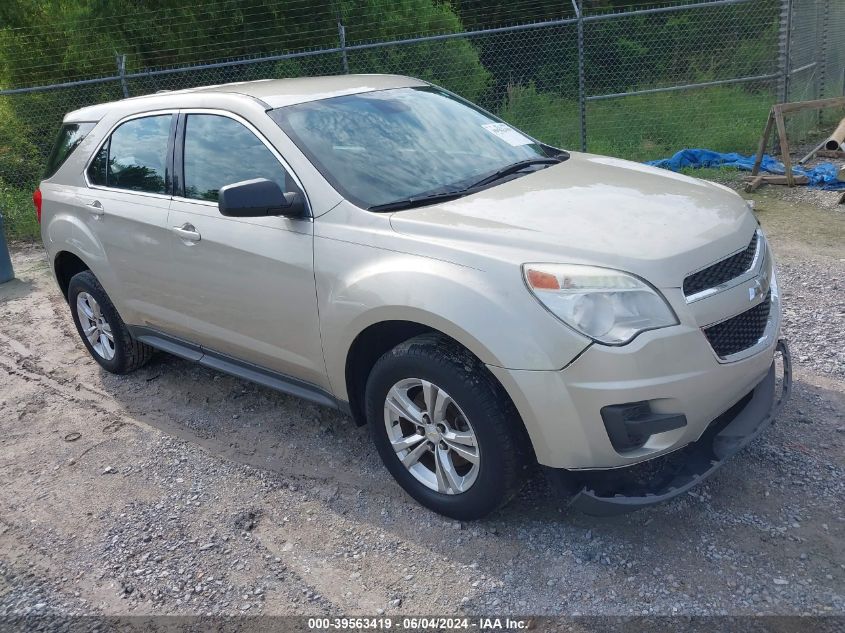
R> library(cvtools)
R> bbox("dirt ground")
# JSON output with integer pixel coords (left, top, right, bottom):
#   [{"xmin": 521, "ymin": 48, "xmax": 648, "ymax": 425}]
[{"xmin": 0, "ymin": 183, "xmax": 843, "ymax": 619}]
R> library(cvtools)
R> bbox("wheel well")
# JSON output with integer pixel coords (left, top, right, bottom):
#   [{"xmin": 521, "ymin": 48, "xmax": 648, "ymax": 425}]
[
  {"xmin": 344, "ymin": 321, "xmax": 438, "ymax": 426},
  {"xmin": 343, "ymin": 320, "xmax": 536, "ymax": 461},
  {"xmin": 54, "ymin": 251, "xmax": 89, "ymax": 299}
]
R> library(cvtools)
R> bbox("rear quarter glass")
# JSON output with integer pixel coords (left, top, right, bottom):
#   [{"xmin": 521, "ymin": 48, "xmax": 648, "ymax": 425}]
[{"xmin": 43, "ymin": 122, "xmax": 96, "ymax": 179}]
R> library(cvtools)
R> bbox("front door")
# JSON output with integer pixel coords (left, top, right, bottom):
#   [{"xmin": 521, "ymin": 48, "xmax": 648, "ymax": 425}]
[{"xmin": 166, "ymin": 112, "xmax": 327, "ymax": 390}]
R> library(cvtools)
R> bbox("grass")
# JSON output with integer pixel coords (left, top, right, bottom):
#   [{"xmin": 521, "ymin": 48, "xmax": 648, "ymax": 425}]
[
  {"xmin": 497, "ymin": 83, "xmax": 773, "ymax": 161},
  {"xmin": 0, "ymin": 183, "xmax": 38, "ymax": 241},
  {"xmin": 677, "ymin": 166, "xmax": 742, "ymax": 181}
]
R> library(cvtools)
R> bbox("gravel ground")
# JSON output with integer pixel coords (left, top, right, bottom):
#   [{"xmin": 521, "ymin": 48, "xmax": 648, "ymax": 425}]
[{"xmin": 0, "ymin": 186, "xmax": 843, "ymax": 620}]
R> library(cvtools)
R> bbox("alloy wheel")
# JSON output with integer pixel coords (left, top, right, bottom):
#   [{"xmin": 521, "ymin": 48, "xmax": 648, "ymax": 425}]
[
  {"xmin": 383, "ymin": 378, "xmax": 480, "ymax": 494},
  {"xmin": 76, "ymin": 291, "xmax": 115, "ymax": 361}
]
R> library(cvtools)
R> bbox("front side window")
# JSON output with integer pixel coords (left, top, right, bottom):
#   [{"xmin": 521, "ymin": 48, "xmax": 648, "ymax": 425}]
[
  {"xmin": 269, "ymin": 87, "xmax": 556, "ymax": 209},
  {"xmin": 45, "ymin": 122, "xmax": 96, "ymax": 179},
  {"xmin": 87, "ymin": 114, "xmax": 172, "ymax": 194},
  {"xmin": 182, "ymin": 114, "xmax": 289, "ymax": 202}
]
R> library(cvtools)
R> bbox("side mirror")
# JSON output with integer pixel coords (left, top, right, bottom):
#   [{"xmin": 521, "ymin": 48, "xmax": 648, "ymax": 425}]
[{"xmin": 218, "ymin": 178, "xmax": 306, "ymax": 218}]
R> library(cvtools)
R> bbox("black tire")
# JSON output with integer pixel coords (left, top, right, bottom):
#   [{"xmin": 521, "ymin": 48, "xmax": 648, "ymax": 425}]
[
  {"xmin": 67, "ymin": 270, "xmax": 154, "ymax": 374},
  {"xmin": 365, "ymin": 333, "xmax": 529, "ymax": 520}
]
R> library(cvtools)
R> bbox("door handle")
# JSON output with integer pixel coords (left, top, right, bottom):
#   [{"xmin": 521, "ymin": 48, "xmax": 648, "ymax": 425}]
[
  {"xmin": 172, "ymin": 223, "xmax": 201, "ymax": 243},
  {"xmin": 86, "ymin": 200, "xmax": 104, "ymax": 218}
]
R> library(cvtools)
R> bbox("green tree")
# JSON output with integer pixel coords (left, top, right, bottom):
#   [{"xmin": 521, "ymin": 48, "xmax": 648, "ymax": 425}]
[{"xmin": 0, "ymin": 0, "xmax": 491, "ymax": 187}]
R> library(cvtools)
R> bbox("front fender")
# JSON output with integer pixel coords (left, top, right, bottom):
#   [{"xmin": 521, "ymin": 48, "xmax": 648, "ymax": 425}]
[{"xmin": 316, "ymin": 240, "xmax": 590, "ymax": 401}]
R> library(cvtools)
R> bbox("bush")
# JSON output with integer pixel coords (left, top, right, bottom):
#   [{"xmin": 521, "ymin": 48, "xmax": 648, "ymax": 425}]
[
  {"xmin": 0, "ymin": 183, "xmax": 38, "ymax": 241},
  {"xmin": 0, "ymin": 98, "xmax": 41, "ymax": 188}
]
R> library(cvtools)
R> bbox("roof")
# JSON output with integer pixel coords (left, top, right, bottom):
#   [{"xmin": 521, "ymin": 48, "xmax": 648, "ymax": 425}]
[
  {"xmin": 65, "ymin": 74, "xmax": 428, "ymax": 121},
  {"xmin": 178, "ymin": 74, "xmax": 428, "ymax": 106}
]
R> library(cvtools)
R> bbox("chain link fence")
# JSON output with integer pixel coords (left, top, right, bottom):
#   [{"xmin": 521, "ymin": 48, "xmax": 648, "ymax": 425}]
[{"xmin": 1, "ymin": 0, "xmax": 843, "ymax": 237}]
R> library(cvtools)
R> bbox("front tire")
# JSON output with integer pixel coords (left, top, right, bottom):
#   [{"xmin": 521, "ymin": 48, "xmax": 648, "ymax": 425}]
[
  {"xmin": 68, "ymin": 271, "xmax": 153, "ymax": 374},
  {"xmin": 365, "ymin": 334, "xmax": 528, "ymax": 520}
]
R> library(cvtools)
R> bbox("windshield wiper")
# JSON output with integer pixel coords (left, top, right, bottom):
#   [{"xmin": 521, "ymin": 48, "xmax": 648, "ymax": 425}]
[
  {"xmin": 468, "ymin": 157, "xmax": 562, "ymax": 190},
  {"xmin": 369, "ymin": 190, "xmax": 468, "ymax": 212},
  {"xmin": 368, "ymin": 156, "xmax": 564, "ymax": 212}
]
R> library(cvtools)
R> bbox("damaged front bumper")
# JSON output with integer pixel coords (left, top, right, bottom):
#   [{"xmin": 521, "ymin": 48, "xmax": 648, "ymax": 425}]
[{"xmin": 563, "ymin": 339, "xmax": 792, "ymax": 517}]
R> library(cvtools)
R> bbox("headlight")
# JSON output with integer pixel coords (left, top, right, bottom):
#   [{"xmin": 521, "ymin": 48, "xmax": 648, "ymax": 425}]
[{"xmin": 522, "ymin": 264, "xmax": 678, "ymax": 345}]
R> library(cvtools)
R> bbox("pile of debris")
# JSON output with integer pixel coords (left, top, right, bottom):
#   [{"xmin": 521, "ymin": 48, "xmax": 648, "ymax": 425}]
[{"xmin": 746, "ymin": 96, "xmax": 845, "ymax": 204}]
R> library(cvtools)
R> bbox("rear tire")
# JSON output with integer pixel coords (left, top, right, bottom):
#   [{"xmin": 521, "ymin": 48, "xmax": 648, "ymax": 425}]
[
  {"xmin": 68, "ymin": 271, "xmax": 154, "ymax": 374},
  {"xmin": 365, "ymin": 333, "xmax": 528, "ymax": 520}
]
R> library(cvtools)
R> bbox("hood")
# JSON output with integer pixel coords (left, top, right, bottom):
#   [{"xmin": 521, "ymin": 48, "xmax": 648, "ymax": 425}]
[{"xmin": 389, "ymin": 152, "xmax": 758, "ymax": 289}]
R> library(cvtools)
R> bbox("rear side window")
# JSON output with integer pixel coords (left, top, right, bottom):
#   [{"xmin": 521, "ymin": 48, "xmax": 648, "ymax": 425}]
[
  {"xmin": 87, "ymin": 114, "xmax": 172, "ymax": 194},
  {"xmin": 44, "ymin": 122, "xmax": 96, "ymax": 179},
  {"xmin": 182, "ymin": 114, "xmax": 290, "ymax": 202}
]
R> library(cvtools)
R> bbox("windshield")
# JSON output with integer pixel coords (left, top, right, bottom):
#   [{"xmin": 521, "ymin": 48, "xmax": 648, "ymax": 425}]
[{"xmin": 269, "ymin": 87, "xmax": 559, "ymax": 209}]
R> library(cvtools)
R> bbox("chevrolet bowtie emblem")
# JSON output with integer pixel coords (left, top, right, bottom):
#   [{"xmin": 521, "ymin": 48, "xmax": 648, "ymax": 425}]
[{"xmin": 748, "ymin": 276, "xmax": 767, "ymax": 302}]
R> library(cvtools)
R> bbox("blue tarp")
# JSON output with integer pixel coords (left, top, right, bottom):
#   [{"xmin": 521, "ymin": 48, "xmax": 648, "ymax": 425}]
[{"xmin": 646, "ymin": 148, "xmax": 845, "ymax": 190}]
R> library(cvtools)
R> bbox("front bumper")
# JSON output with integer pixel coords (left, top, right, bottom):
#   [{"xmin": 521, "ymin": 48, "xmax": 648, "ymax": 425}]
[
  {"xmin": 566, "ymin": 339, "xmax": 791, "ymax": 515},
  {"xmin": 488, "ymin": 315, "xmax": 781, "ymax": 470}
]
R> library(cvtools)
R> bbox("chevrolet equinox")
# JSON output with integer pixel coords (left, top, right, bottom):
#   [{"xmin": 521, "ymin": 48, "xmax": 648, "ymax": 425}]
[{"xmin": 36, "ymin": 75, "xmax": 791, "ymax": 519}]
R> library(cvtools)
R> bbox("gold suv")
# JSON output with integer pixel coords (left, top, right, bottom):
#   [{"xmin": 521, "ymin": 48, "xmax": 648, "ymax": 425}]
[{"xmin": 36, "ymin": 75, "xmax": 790, "ymax": 519}]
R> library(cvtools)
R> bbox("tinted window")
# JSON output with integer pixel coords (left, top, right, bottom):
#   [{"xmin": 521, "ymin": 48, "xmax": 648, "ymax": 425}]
[
  {"xmin": 44, "ymin": 122, "xmax": 96, "ymax": 178},
  {"xmin": 104, "ymin": 115, "xmax": 172, "ymax": 194},
  {"xmin": 183, "ymin": 114, "xmax": 289, "ymax": 202}
]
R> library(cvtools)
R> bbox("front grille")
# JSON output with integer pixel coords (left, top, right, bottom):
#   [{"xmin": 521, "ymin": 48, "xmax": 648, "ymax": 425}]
[
  {"xmin": 684, "ymin": 232, "xmax": 758, "ymax": 297},
  {"xmin": 703, "ymin": 291, "xmax": 771, "ymax": 358}
]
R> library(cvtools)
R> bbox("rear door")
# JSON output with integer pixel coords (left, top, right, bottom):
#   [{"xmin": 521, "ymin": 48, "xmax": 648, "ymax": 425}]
[
  {"xmin": 166, "ymin": 111, "xmax": 327, "ymax": 389},
  {"xmin": 81, "ymin": 112, "xmax": 181, "ymax": 331}
]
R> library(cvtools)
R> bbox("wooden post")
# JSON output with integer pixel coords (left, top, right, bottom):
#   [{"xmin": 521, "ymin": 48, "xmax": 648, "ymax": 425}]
[
  {"xmin": 773, "ymin": 106, "xmax": 795, "ymax": 187},
  {"xmin": 751, "ymin": 110, "xmax": 775, "ymax": 176},
  {"xmin": 745, "ymin": 176, "xmax": 765, "ymax": 193}
]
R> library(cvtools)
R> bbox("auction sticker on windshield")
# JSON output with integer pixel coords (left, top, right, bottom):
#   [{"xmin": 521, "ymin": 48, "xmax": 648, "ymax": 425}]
[{"xmin": 481, "ymin": 122, "xmax": 533, "ymax": 146}]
